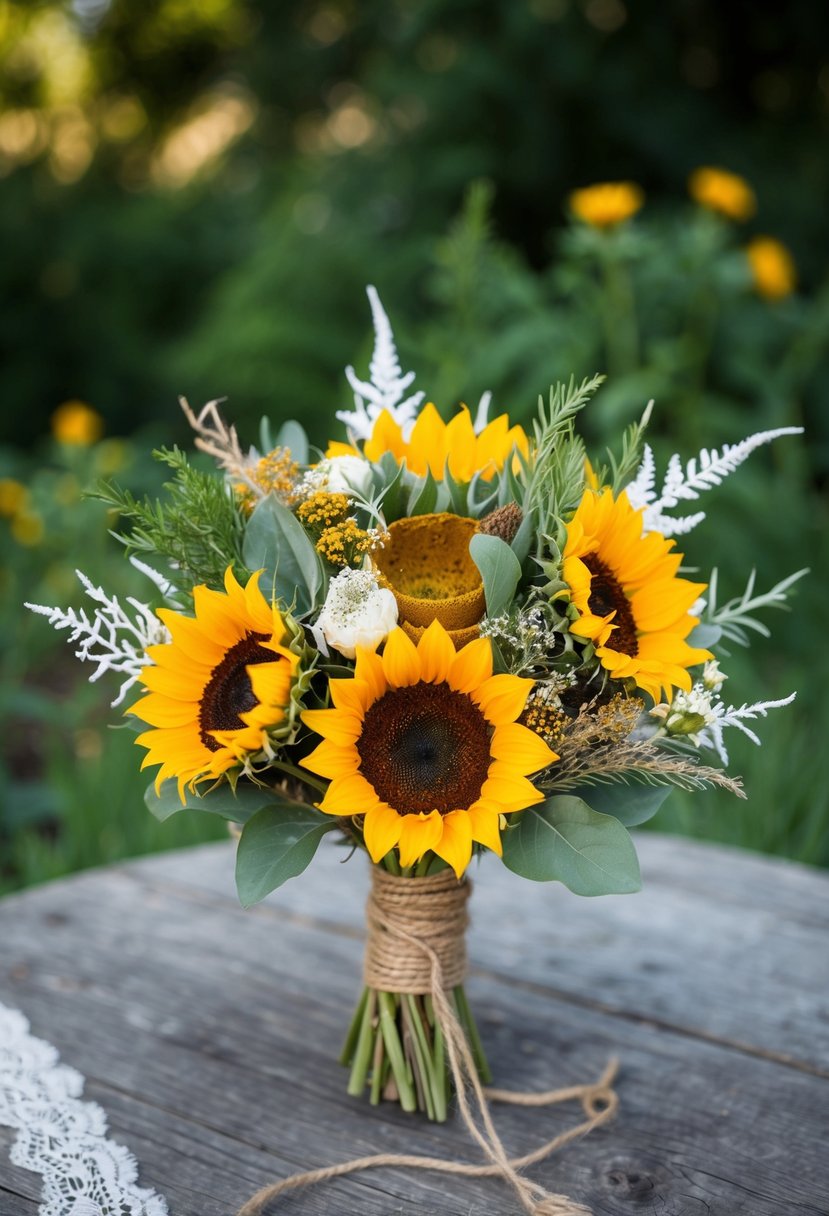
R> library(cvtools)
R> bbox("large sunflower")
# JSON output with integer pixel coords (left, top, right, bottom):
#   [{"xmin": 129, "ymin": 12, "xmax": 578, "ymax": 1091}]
[
  {"xmin": 563, "ymin": 488, "xmax": 711, "ymax": 702},
  {"xmin": 300, "ymin": 620, "xmax": 556, "ymax": 878},
  {"xmin": 130, "ymin": 568, "xmax": 300, "ymax": 796},
  {"xmin": 328, "ymin": 403, "xmax": 529, "ymax": 483}
]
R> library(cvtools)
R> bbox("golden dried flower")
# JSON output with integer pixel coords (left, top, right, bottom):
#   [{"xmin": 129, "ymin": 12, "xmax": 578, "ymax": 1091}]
[
  {"xmin": 234, "ymin": 447, "xmax": 299, "ymax": 514},
  {"xmin": 315, "ymin": 518, "xmax": 375, "ymax": 567},
  {"xmin": 569, "ymin": 182, "xmax": 644, "ymax": 228},
  {"xmin": 296, "ymin": 491, "xmax": 351, "ymax": 530},
  {"xmin": 688, "ymin": 167, "xmax": 756, "ymax": 221},
  {"xmin": 746, "ymin": 237, "xmax": 796, "ymax": 300}
]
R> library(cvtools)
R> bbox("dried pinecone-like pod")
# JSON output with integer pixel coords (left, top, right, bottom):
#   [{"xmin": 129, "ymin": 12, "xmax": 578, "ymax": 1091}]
[{"xmin": 477, "ymin": 502, "xmax": 523, "ymax": 544}]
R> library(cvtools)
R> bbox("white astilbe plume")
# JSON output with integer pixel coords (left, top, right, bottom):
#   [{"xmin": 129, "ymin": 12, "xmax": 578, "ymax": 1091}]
[
  {"xmin": 626, "ymin": 427, "xmax": 803, "ymax": 536},
  {"xmin": 697, "ymin": 692, "xmax": 797, "ymax": 765},
  {"xmin": 337, "ymin": 285, "xmax": 424, "ymax": 440},
  {"xmin": 25, "ymin": 571, "xmax": 170, "ymax": 706}
]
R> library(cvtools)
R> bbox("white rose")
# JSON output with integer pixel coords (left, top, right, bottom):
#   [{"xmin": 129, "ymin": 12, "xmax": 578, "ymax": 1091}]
[
  {"xmin": 313, "ymin": 568, "xmax": 398, "ymax": 660},
  {"xmin": 323, "ymin": 455, "xmax": 373, "ymax": 498}
]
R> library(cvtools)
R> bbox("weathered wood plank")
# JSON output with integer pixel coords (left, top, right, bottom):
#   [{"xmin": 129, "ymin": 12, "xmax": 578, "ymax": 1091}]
[
  {"xmin": 123, "ymin": 835, "xmax": 829, "ymax": 1073},
  {"xmin": 1, "ymin": 844, "xmax": 827, "ymax": 1216}
]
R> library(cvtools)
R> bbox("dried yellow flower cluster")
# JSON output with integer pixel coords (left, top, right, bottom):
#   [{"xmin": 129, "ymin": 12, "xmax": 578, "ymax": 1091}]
[
  {"xmin": 520, "ymin": 691, "xmax": 569, "ymax": 748},
  {"xmin": 296, "ymin": 491, "xmax": 351, "ymax": 529},
  {"xmin": 315, "ymin": 518, "xmax": 377, "ymax": 567},
  {"xmin": 234, "ymin": 448, "xmax": 299, "ymax": 514}
]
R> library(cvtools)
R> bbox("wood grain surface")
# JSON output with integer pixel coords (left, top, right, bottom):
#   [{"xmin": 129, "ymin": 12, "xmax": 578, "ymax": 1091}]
[{"xmin": 1, "ymin": 834, "xmax": 827, "ymax": 1216}]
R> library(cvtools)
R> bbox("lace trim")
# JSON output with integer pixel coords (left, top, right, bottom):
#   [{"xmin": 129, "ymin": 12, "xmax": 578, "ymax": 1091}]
[{"xmin": 0, "ymin": 1001, "xmax": 169, "ymax": 1216}]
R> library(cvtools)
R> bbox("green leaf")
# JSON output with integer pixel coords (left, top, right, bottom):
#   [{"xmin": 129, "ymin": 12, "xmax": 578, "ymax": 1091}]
[
  {"xmin": 469, "ymin": 532, "xmax": 522, "ymax": 616},
  {"xmin": 510, "ymin": 508, "xmax": 535, "ymax": 566},
  {"xmin": 243, "ymin": 492, "xmax": 323, "ymax": 616},
  {"xmin": 565, "ymin": 781, "xmax": 673, "ymax": 827},
  {"xmin": 276, "ymin": 419, "xmax": 309, "ymax": 465},
  {"xmin": 235, "ymin": 803, "xmax": 334, "ymax": 906},
  {"xmin": 408, "ymin": 471, "xmax": 438, "ymax": 516},
  {"xmin": 501, "ymin": 795, "xmax": 641, "ymax": 895},
  {"xmin": 145, "ymin": 780, "xmax": 285, "ymax": 824},
  {"xmin": 688, "ymin": 622, "xmax": 722, "ymax": 649}
]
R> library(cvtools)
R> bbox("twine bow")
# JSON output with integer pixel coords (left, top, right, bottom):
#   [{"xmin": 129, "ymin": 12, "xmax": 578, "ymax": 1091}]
[{"xmin": 238, "ymin": 867, "xmax": 618, "ymax": 1216}]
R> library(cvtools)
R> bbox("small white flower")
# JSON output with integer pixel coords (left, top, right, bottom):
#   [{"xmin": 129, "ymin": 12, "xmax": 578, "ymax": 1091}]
[
  {"xmin": 702, "ymin": 659, "xmax": 727, "ymax": 691},
  {"xmin": 321, "ymin": 455, "xmax": 374, "ymax": 498},
  {"xmin": 312, "ymin": 567, "xmax": 398, "ymax": 660}
]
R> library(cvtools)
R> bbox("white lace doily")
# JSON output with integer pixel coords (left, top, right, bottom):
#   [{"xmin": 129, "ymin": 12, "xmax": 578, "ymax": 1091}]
[{"xmin": 0, "ymin": 1001, "xmax": 169, "ymax": 1216}]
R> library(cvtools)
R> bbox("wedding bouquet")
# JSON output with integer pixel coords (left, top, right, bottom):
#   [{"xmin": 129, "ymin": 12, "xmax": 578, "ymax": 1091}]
[{"xmin": 29, "ymin": 287, "xmax": 803, "ymax": 1125}]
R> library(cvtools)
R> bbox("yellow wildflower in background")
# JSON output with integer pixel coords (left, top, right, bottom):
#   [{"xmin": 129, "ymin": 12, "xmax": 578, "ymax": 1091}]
[
  {"xmin": 688, "ymin": 167, "xmax": 756, "ymax": 221},
  {"xmin": 0, "ymin": 478, "xmax": 27, "ymax": 517},
  {"xmin": 746, "ymin": 237, "xmax": 797, "ymax": 300},
  {"xmin": 568, "ymin": 181, "xmax": 644, "ymax": 228},
  {"xmin": 51, "ymin": 401, "xmax": 104, "ymax": 446},
  {"xmin": 11, "ymin": 511, "xmax": 44, "ymax": 547}
]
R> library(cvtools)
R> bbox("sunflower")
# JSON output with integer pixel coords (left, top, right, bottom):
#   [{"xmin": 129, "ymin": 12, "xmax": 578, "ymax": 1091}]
[
  {"xmin": 328, "ymin": 403, "xmax": 529, "ymax": 483},
  {"xmin": 300, "ymin": 620, "xmax": 556, "ymax": 878},
  {"xmin": 129, "ymin": 568, "xmax": 301, "ymax": 797},
  {"xmin": 562, "ymin": 488, "xmax": 712, "ymax": 702}
]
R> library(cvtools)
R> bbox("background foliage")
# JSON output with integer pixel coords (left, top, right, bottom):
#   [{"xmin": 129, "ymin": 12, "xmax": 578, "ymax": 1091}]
[{"xmin": 1, "ymin": 0, "xmax": 827, "ymax": 890}]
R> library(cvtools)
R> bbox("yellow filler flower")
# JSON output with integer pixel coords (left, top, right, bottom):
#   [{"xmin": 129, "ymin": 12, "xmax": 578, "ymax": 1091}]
[
  {"xmin": 568, "ymin": 181, "xmax": 644, "ymax": 228},
  {"xmin": 129, "ymin": 568, "xmax": 300, "ymax": 796},
  {"xmin": 329, "ymin": 403, "xmax": 529, "ymax": 483},
  {"xmin": 300, "ymin": 620, "xmax": 557, "ymax": 878},
  {"xmin": 688, "ymin": 167, "xmax": 756, "ymax": 221},
  {"xmin": 746, "ymin": 236, "xmax": 797, "ymax": 300},
  {"xmin": 51, "ymin": 400, "xmax": 104, "ymax": 446},
  {"xmin": 563, "ymin": 488, "xmax": 712, "ymax": 702}
]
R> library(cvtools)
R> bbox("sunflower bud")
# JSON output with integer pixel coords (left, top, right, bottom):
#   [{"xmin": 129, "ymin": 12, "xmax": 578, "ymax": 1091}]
[{"xmin": 477, "ymin": 503, "xmax": 523, "ymax": 544}]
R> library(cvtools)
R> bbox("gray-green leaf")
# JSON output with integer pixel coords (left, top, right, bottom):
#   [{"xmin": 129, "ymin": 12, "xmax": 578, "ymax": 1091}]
[
  {"xmin": 501, "ymin": 795, "xmax": 642, "ymax": 895},
  {"xmin": 469, "ymin": 532, "xmax": 522, "ymax": 617},
  {"xmin": 145, "ymin": 780, "xmax": 289, "ymax": 824},
  {"xmin": 242, "ymin": 493, "xmax": 323, "ymax": 616},
  {"xmin": 235, "ymin": 803, "xmax": 334, "ymax": 907},
  {"xmin": 564, "ymin": 781, "xmax": 673, "ymax": 827}
]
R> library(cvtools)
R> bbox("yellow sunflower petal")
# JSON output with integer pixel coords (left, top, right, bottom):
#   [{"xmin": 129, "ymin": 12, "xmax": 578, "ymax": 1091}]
[
  {"xmin": 382, "ymin": 627, "xmax": 420, "ymax": 688},
  {"xmin": 472, "ymin": 673, "xmax": 534, "ymax": 724},
  {"xmin": 448, "ymin": 636, "xmax": 492, "ymax": 693},
  {"xmin": 407, "ymin": 402, "xmax": 448, "ymax": 478},
  {"xmin": 490, "ymin": 722, "xmax": 558, "ymax": 773},
  {"xmin": 299, "ymin": 738, "xmax": 359, "ymax": 779},
  {"xmin": 466, "ymin": 803, "xmax": 504, "ymax": 856},
  {"xmin": 318, "ymin": 773, "xmax": 379, "ymax": 817},
  {"xmin": 397, "ymin": 810, "xmax": 444, "ymax": 868},
  {"xmin": 301, "ymin": 707, "xmax": 362, "ymax": 745},
  {"xmin": 432, "ymin": 810, "xmax": 473, "ymax": 879},
  {"xmin": 353, "ymin": 649, "xmax": 388, "ymax": 704},
  {"xmin": 417, "ymin": 619, "xmax": 456, "ymax": 684},
  {"xmin": 363, "ymin": 802, "xmax": 404, "ymax": 864}
]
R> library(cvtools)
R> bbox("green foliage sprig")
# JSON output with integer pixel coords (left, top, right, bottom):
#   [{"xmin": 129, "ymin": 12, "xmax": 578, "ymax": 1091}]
[{"xmin": 92, "ymin": 447, "xmax": 249, "ymax": 599}]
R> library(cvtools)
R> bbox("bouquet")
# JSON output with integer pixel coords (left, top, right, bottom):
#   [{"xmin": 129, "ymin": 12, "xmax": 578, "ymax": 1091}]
[{"xmin": 29, "ymin": 287, "xmax": 803, "ymax": 1132}]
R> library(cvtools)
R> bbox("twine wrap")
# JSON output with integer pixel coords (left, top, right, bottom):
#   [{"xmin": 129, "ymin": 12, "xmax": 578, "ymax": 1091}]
[
  {"xmin": 238, "ymin": 866, "xmax": 619, "ymax": 1216},
  {"xmin": 364, "ymin": 866, "xmax": 470, "ymax": 994}
]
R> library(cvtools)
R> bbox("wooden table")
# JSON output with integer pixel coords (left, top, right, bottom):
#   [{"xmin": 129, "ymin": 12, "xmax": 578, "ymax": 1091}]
[{"xmin": 1, "ymin": 835, "xmax": 827, "ymax": 1216}]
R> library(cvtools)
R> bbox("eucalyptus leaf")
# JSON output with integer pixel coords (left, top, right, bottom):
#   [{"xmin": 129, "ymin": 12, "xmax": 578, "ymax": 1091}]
[
  {"xmin": 564, "ymin": 781, "xmax": 673, "ymax": 827},
  {"xmin": 501, "ymin": 795, "xmax": 641, "ymax": 895},
  {"xmin": 469, "ymin": 532, "xmax": 522, "ymax": 617},
  {"xmin": 145, "ymin": 779, "xmax": 287, "ymax": 824},
  {"xmin": 511, "ymin": 508, "xmax": 535, "ymax": 566},
  {"xmin": 688, "ymin": 622, "xmax": 722, "ymax": 649},
  {"xmin": 243, "ymin": 493, "xmax": 323, "ymax": 616},
  {"xmin": 235, "ymin": 803, "xmax": 334, "ymax": 907},
  {"xmin": 276, "ymin": 419, "xmax": 310, "ymax": 465}
]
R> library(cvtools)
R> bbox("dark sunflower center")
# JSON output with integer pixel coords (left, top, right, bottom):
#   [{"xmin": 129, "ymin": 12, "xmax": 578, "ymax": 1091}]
[
  {"xmin": 199, "ymin": 632, "xmax": 272, "ymax": 750},
  {"xmin": 357, "ymin": 681, "xmax": 492, "ymax": 814},
  {"xmin": 584, "ymin": 556, "xmax": 639, "ymax": 656}
]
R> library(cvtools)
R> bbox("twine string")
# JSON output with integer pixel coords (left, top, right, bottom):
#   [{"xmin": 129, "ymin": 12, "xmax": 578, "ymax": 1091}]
[{"xmin": 237, "ymin": 868, "xmax": 618, "ymax": 1216}]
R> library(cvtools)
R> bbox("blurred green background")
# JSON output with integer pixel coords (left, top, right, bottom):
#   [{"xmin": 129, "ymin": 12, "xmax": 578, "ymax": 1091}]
[{"xmin": 1, "ymin": 0, "xmax": 827, "ymax": 892}]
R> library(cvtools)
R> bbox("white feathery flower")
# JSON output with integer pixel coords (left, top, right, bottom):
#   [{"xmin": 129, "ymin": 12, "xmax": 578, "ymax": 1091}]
[
  {"xmin": 702, "ymin": 659, "xmax": 727, "ymax": 691},
  {"xmin": 627, "ymin": 427, "xmax": 803, "ymax": 536},
  {"xmin": 25, "ymin": 570, "xmax": 170, "ymax": 706},
  {"xmin": 311, "ymin": 567, "xmax": 398, "ymax": 660},
  {"xmin": 337, "ymin": 285, "xmax": 424, "ymax": 440}
]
